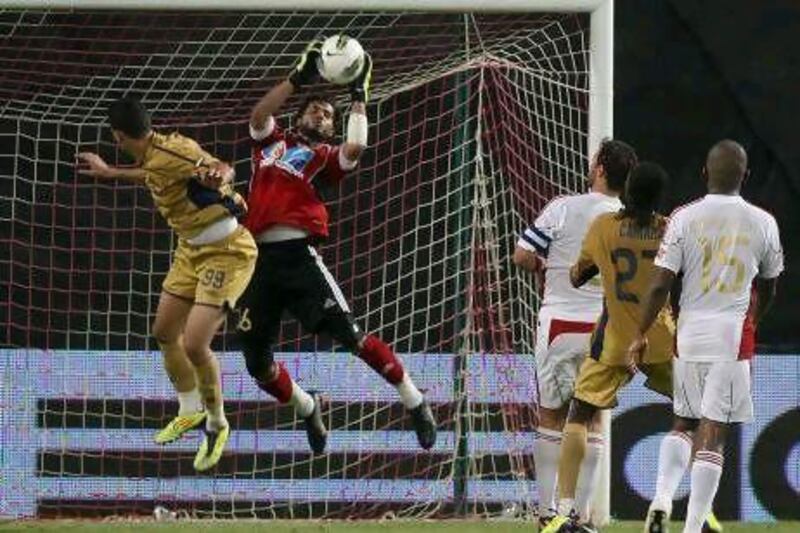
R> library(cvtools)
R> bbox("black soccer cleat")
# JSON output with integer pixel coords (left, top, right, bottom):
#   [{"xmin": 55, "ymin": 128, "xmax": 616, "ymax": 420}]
[
  {"xmin": 303, "ymin": 392, "xmax": 328, "ymax": 455},
  {"xmin": 645, "ymin": 509, "xmax": 669, "ymax": 533},
  {"xmin": 410, "ymin": 400, "xmax": 437, "ymax": 450}
]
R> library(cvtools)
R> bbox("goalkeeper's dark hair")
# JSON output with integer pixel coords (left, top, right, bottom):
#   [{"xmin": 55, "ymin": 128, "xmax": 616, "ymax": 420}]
[
  {"xmin": 294, "ymin": 94, "xmax": 340, "ymax": 130},
  {"xmin": 108, "ymin": 96, "xmax": 151, "ymax": 139},
  {"xmin": 597, "ymin": 138, "xmax": 638, "ymax": 192},
  {"xmin": 621, "ymin": 161, "xmax": 668, "ymax": 226}
]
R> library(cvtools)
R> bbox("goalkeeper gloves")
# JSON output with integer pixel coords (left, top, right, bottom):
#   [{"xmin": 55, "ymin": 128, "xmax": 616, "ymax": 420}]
[
  {"xmin": 349, "ymin": 53, "xmax": 372, "ymax": 104},
  {"xmin": 289, "ymin": 41, "xmax": 322, "ymax": 89}
]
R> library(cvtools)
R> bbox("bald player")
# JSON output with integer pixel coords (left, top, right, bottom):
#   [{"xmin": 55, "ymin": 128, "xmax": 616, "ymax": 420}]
[{"xmin": 631, "ymin": 140, "xmax": 783, "ymax": 533}]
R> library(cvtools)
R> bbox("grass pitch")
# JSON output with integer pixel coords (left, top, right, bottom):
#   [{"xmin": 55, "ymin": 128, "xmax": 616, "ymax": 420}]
[{"xmin": 1, "ymin": 520, "xmax": 798, "ymax": 532}]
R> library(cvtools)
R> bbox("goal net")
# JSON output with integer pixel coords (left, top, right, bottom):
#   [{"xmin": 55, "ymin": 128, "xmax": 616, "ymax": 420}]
[{"xmin": 0, "ymin": 5, "xmax": 603, "ymax": 520}]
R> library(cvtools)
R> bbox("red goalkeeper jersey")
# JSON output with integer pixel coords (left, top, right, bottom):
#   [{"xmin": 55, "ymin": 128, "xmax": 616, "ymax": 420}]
[{"xmin": 244, "ymin": 119, "xmax": 356, "ymax": 239}]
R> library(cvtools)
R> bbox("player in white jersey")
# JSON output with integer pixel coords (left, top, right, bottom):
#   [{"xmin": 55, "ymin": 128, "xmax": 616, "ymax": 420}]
[
  {"xmin": 514, "ymin": 139, "xmax": 638, "ymax": 528},
  {"xmin": 631, "ymin": 140, "xmax": 783, "ymax": 533}
]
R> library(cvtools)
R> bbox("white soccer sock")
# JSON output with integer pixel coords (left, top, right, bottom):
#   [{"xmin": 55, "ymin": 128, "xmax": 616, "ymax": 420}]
[
  {"xmin": 575, "ymin": 432, "xmax": 605, "ymax": 522},
  {"xmin": 395, "ymin": 373, "xmax": 424, "ymax": 409},
  {"xmin": 651, "ymin": 431, "xmax": 693, "ymax": 515},
  {"xmin": 557, "ymin": 497, "xmax": 575, "ymax": 517},
  {"xmin": 205, "ymin": 401, "xmax": 228, "ymax": 432},
  {"xmin": 683, "ymin": 451, "xmax": 723, "ymax": 533},
  {"xmin": 289, "ymin": 381, "xmax": 315, "ymax": 418},
  {"xmin": 533, "ymin": 427, "xmax": 562, "ymax": 517},
  {"xmin": 177, "ymin": 388, "xmax": 203, "ymax": 416}
]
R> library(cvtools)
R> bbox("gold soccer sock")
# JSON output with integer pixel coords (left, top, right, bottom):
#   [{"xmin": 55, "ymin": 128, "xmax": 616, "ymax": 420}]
[
  {"xmin": 557, "ymin": 422, "xmax": 589, "ymax": 507},
  {"xmin": 194, "ymin": 356, "xmax": 227, "ymax": 431}
]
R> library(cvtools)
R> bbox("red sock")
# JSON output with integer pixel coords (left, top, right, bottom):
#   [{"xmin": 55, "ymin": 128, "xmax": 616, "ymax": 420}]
[
  {"xmin": 358, "ymin": 335, "xmax": 404, "ymax": 385},
  {"xmin": 256, "ymin": 362, "xmax": 293, "ymax": 403}
]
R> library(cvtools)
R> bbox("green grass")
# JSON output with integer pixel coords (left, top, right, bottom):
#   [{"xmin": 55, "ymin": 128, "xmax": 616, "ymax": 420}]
[{"xmin": 1, "ymin": 520, "xmax": 798, "ymax": 532}]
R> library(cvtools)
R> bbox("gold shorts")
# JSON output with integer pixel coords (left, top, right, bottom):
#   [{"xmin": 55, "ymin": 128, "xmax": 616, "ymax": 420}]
[
  {"xmin": 162, "ymin": 225, "xmax": 257, "ymax": 308},
  {"xmin": 573, "ymin": 356, "xmax": 672, "ymax": 409}
]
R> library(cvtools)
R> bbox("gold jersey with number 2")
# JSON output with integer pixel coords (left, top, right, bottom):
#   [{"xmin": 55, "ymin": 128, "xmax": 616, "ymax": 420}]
[{"xmin": 573, "ymin": 212, "xmax": 675, "ymax": 366}]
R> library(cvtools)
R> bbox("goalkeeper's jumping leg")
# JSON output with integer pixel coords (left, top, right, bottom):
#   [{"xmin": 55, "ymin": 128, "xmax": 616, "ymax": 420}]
[{"xmin": 323, "ymin": 312, "xmax": 437, "ymax": 450}]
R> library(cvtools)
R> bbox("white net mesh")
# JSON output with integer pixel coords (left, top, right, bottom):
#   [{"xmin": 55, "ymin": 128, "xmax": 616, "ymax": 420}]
[{"xmin": 0, "ymin": 9, "xmax": 592, "ymax": 519}]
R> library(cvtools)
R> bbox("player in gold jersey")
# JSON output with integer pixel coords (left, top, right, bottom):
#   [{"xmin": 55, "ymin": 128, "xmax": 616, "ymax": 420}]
[
  {"xmin": 543, "ymin": 162, "xmax": 673, "ymax": 533},
  {"xmin": 77, "ymin": 97, "xmax": 257, "ymax": 471}
]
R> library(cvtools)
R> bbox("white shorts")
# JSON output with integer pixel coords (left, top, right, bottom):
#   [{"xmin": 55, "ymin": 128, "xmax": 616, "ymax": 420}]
[
  {"xmin": 673, "ymin": 359, "xmax": 753, "ymax": 423},
  {"xmin": 535, "ymin": 307, "xmax": 595, "ymax": 409}
]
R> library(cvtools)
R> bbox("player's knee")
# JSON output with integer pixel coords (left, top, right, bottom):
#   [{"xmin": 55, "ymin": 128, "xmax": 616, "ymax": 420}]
[
  {"xmin": 323, "ymin": 314, "xmax": 362, "ymax": 353},
  {"xmin": 182, "ymin": 337, "xmax": 212, "ymax": 366},
  {"xmin": 695, "ymin": 419, "xmax": 728, "ymax": 453},
  {"xmin": 567, "ymin": 398, "xmax": 598, "ymax": 425},
  {"xmin": 672, "ymin": 415, "xmax": 699, "ymax": 434},
  {"xmin": 538, "ymin": 406, "xmax": 568, "ymax": 431},
  {"xmin": 151, "ymin": 319, "xmax": 179, "ymax": 346},
  {"xmin": 242, "ymin": 342, "xmax": 276, "ymax": 382}
]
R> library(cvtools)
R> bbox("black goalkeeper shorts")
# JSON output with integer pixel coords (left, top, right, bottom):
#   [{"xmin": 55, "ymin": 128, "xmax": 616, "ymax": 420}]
[{"xmin": 235, "ymin": 238, "xmax": 361, "ymax": 347}]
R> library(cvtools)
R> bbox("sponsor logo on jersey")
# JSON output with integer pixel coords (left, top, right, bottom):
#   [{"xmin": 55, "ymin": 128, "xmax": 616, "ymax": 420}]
[{"xmin": 260, "ymin": 141, "xmax": 315, "ymax": 179}]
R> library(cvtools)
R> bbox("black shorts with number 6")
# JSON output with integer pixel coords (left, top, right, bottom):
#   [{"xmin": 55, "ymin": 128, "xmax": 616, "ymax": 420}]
[{"xmin": 235, "ymin": 238, "xmax": 362, "ymax": 349}]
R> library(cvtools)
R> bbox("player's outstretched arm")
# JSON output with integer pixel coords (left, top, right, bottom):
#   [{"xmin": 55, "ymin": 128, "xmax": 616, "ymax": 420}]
[
  {"xmin": 341, "ymin": 53, "xmax": 372, "ymax": 163},
  {"xmin": 76, "ymin": 152, "xmax": 145, "ymax": 183},
  {"xmin": 251, "ymin": 41, "xmax": 322, "ymax": 131}
]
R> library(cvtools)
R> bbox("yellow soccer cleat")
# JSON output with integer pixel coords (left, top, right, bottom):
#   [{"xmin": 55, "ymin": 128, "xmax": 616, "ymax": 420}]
[
  {"xmin": 153, "ymin": 411, "xmax": 207, "ymax": 444},
  {"xmin": 703, "ymin": 511, "xmax": 723, "ymax": 533},
  {"xmin": 540, "ymin": 514, "xmax": 571, "ymax": 533},
  {"xmin": 193, "ymin": 425, "xmax": 230, "ymax": 472}
]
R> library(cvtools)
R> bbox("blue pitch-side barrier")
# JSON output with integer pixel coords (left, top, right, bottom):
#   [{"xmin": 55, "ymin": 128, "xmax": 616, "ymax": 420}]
[{"xmin": 0, "ymin": 350, "xmax": 797, "ymax": 520}]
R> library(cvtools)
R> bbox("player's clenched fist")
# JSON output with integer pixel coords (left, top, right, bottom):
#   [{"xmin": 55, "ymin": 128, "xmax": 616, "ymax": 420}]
[{"xmin": 197, "ymin": 160, "xmax": 234, "ymax": 189}]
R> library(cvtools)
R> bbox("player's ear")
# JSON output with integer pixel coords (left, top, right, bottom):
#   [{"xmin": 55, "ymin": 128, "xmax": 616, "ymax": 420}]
[
  {"xmin": 743, "ymin": 168, "xmax": 751, "ymax": 185},
  {"xmin": 701, "ymin": 165, "xmax": 708, "ymax": 183}
]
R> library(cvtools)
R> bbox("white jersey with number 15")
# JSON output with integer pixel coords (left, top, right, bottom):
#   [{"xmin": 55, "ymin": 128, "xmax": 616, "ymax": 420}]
[{"xmin": 655, "ymin": 194, "xmax": 784, "ymax": 361}]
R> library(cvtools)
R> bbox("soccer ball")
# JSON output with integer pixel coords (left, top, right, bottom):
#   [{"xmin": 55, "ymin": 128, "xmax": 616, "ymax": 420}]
[{"xmin": 316, "ymin": 34, "xmax": 366, "ymax": 85}]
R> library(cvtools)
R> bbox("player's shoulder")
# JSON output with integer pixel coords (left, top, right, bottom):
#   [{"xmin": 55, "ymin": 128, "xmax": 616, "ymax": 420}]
[
  {"xmin": 533, "ymin": 194, "xmax": 572, "ymax": 222},
  {"xmin": 546, "ymin": 192, "xmax": 604, "ymax": 216},
  {"xmin": 152, "ymin": 130, "xmax": 202, "ymax": 156},
  {"xmin": 542, "ymin": 193, "xmax": 572, "ymax": 210},
  {"xmin": 741, "ymin": 198, "xmax": 779, "ymax": 227},
  {"xmin": 665, "ymin": 196, "xmax": 706, "ymax": 227},
  {"xmin": 591, "ymin": 210, "xmax": 619, "ymax": 227},
  {"xmin": 668, "ymin": 196, "xmax": 705, "ymax": 218}
]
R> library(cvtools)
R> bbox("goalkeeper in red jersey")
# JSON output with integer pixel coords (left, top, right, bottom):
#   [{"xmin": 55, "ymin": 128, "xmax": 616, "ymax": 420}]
[{"xmin": 236, "ymin": 41, "xmax": 437, "ymax": 454}]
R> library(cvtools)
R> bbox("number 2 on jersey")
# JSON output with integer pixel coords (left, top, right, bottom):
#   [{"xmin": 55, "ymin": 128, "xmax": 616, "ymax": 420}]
[{"xmin": 610, "ymin": 247, "xmax": 658, "ymax": 303}]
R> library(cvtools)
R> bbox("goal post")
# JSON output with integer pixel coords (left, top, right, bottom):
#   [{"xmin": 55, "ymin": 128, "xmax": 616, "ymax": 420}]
[{"xmin": 0, "ymin": 0, "xmax": 614, "ymax": 523}]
